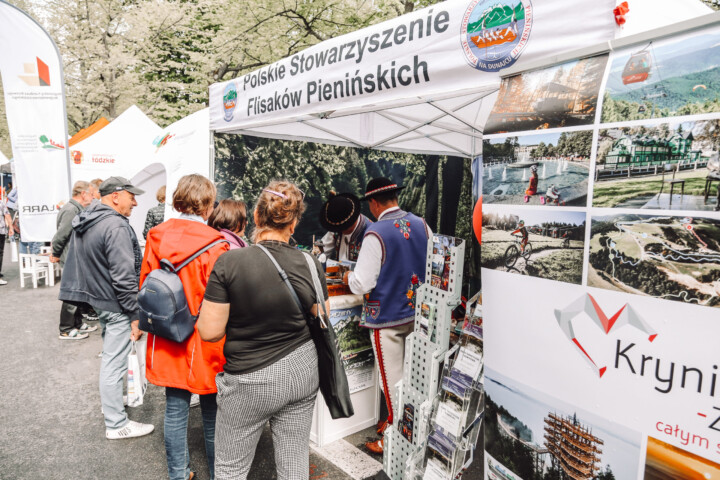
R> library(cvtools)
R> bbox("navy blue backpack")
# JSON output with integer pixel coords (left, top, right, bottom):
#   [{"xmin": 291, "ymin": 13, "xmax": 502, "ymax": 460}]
[{"xmin": 138, "ymin": 239, "xmax": 227, "ymax": 342}]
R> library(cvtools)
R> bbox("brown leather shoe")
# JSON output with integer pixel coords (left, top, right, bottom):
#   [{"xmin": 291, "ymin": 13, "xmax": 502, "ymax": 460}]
[
  {"xmin": 365, "ymin": 438, "xmax": 384, "ymax": 454},
  {"xmin": 376, "ymin": 419, "xmax": 389, "ymax": 435}
]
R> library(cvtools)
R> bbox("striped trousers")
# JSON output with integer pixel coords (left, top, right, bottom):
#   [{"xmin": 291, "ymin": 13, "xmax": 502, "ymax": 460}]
[{"xmin": 214, "ymin": 340, "xmax": 319, "ymax": 480}]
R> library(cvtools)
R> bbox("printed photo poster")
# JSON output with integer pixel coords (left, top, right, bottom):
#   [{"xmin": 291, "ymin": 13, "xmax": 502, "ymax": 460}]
[
  {"xmin": 329, "ymin": 304, "xmax": 375, "ymax": 394},
  {"xmin": 484, "ymin": 55, "xmax": 608, "ymax": 134},
  {"xmin": 483, "ymin": 131, "xmax": 592, "ymax": 207},
  {"xmin": 477, "ymin": 20, "xmax": 720, "ymax": 480},
  {"xmin": 601, "ymin": 24, "xmax": 720, "ymax": 124},
  {"xmin": 588, "ymin": 214, "xmax": 720, "ymax": 308},
  {"xmin": 480, "ymin": 205, "xmax": 586, "ymax": 285},
  {"xmin": 593, "ymin": 119, "xmax": 720, "ymax": 212}
]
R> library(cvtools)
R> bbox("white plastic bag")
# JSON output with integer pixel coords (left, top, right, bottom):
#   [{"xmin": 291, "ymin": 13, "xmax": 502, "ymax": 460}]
[
  {"xmin": 127, "ymin": 341, "xmax": 146, "ymax": 407},
  {"xmin": 10, "ymin": 237, "xmax": 17, "ymax": 262}
]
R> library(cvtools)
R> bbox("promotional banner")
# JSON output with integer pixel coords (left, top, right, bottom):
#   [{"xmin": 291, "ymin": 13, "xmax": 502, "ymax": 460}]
[
  {"xmin": 0, "ymin": 1, "xmax": 70, "ymax": 241},
  {"xmin": 210, "ymin": 0, "xmax": 615, "ymax": 132},
  {"xmin": 479, "ymin": 21, "xmax": 720, "ymax": 480}
]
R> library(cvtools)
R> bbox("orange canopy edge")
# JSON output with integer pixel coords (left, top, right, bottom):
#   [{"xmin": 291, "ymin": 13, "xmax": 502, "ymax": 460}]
[{"xmin": 69, "ymin": 117, "xmax": 110, "ymax": 146}]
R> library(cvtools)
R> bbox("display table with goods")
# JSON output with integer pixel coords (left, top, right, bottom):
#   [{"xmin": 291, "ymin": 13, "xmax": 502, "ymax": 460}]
[
  {"xmin": 309, "ymin": 261, "xmax": 380, "ymax": 447},
  {"xmin": 382, "ymin": 235, "xmax": 484, "ymax": 479}
]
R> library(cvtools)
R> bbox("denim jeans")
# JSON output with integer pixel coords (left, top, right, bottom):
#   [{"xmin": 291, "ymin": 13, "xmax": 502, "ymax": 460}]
[
  {"xmin": 165, "ymin": 387, "xmax": 217, "ymax": 480},
  {"xmin": 98, "ymin": 310, "xmax": 132, "ymax": 429},
  {"xmin": 18, "ymin": 241, "xmax": 42, "ymax": 254}
]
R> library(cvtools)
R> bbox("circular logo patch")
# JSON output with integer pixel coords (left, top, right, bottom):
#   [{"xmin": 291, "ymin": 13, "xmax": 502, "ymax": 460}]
[
  {"xmin": 223, "ymin": 82, "xmax": 238, "ymax": 122},
  {"xmin": 460, "ymin": 0, "xmax": 533, "ymax": 72}
]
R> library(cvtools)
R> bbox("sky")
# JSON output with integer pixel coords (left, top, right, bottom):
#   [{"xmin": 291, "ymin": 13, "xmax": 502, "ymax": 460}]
[{"xmin": 485, "ymin": 206, "xmax": 586, "ymax": 226}]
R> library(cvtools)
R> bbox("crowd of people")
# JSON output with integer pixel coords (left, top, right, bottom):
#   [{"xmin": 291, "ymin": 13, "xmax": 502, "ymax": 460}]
[{"xmin": 2, "ymin": 172, "xmax": 431, "ymax": 480}]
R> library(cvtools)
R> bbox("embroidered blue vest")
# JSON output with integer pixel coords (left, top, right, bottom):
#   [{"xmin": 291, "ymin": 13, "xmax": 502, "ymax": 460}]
[
  {"xmin": 361, "ymin": 210, "xmax": 428, "ymax": 328},
  {"xmin": 332, "ymin": 214, "xmax": 371, "ymax": 262}
]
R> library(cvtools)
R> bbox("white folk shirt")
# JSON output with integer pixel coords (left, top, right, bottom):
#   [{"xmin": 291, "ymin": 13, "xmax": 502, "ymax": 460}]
[
  {"xmin": 320, "ymin": 217, "xmax": 363, "ymax": 263},
  {"xmin": 348, "ymin": 206, "xmax": 432, "ymax": 295}
]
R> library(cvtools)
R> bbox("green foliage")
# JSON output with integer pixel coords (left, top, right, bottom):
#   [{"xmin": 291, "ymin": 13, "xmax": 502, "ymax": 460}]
[
  {"xmin": 336, "ymin": 316, "xmax": 372, "ymax": 353},
  {"xmin": 214, "ymin": 134, "xmax": 457, "ymax": 247}
]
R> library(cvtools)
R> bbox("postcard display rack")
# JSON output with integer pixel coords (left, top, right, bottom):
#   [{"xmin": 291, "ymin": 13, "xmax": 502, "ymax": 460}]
[{"xmin": 384, "ymin": 235, "xmax": 484, "ymax": 479}]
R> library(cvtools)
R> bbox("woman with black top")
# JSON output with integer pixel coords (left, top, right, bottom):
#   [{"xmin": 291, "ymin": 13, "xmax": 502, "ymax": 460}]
[{"xmin": 198, "ymin": 180, "xmax": 329, "ymax": 480}]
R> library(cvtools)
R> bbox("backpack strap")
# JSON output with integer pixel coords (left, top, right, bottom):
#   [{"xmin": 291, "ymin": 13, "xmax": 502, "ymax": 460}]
[{"xmin": 167, "ymin": 239, "xmax": 229, "ymax": 273}]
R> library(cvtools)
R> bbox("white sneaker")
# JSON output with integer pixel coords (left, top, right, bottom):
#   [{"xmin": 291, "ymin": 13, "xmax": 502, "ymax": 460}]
[
  {"xmin": 78, "ymin": 323, "xmax": 98, "ymax": 333},
  {"xmin": 190, "ymin": 393, "xmax": 200, "ymax": 408},
  {"xmin": 0, "ymin": 279, "xmax": 7, "ymax": 285},
  {"xmin": 106, "ymin": 420, "xmax": 154, "ymax": 440},
  {"xmin": 59, "ymin": 329, "xmax": 89, "ymax": 340}
]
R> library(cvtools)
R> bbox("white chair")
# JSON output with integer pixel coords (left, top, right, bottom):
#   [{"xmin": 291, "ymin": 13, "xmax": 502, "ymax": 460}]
[
  {"xmin": 19, "ymin": 254, "xmax": 51, "ymax": 288},
  {"xmin": 39, "ymin": 246, "xmax": 62, "ymax": 281}
]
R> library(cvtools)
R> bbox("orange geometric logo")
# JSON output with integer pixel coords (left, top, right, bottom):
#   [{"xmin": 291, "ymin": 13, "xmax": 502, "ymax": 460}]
[
  {"xmin": 19, "ymin": 57, "xmax": 50, "ymax": 86},
  {"xmin": 554, "ymin": 293, "xmax": 657, "ymax": 378}
]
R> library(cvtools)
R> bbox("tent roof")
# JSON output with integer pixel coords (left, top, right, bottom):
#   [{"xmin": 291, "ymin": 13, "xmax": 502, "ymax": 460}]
[
  {"xmin": 0, "ymin": 149, "xmax": 8, "ymax": 165},
  {"xmin": 210, "ymin": 0, "xmax": 618, "ymax": 157},
  {"xmin": 69, "ymin": 105, "xmax": 162, "ymax": 182},
  {"xmin": 69, "ymin": 117, "xmax": 110, "ymax": 146},
  {"xmin": 209, "ymin": 0, "xmax": 716, "ymax": 158}
]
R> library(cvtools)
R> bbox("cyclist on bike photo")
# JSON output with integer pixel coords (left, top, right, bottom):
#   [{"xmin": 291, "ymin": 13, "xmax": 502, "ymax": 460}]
[
  {"xmin": 511, "ymin": 220, "xmax": 529, "ymax": 253},
  {"xmin": 524, "ymin": 165, "xmax": 539, "ymax": 203}
]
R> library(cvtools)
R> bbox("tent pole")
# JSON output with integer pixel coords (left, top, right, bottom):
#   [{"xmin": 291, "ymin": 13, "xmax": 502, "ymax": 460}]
[{"xmin": 209, "ymin": 129, "xmax": 215, "ymax": 182}]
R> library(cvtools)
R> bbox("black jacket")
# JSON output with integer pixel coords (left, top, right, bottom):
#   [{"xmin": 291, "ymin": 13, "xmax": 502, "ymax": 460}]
[
  {"xmin": 51, "ymin": 199, "xmax": 84, "ymax": 265},
  {"xmin": 59, "ymin": 202, "xmax": 142, "ymax": 319}
]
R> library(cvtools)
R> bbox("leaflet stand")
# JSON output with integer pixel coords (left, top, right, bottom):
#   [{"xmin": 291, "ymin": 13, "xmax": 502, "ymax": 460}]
[
  {"xmin": 406, "ymin": 292, "xmax": 484, "ymax": 480},
  {"xmin": 384, "ymin": 235, "xmax": 465, "ymax": 480}
]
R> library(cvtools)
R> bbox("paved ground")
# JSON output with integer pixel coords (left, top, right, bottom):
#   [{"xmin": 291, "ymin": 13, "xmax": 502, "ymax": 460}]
[
  {"xmin": 0, "ymin": 242, "xmax": 481, "ymax": 479},
  {"xmin": 0, "ymin": 242, "xmax": 371, "ymax": 480}
]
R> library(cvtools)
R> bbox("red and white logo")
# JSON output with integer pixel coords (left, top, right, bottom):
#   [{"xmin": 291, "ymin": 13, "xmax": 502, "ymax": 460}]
[{"xmin": 554, "ymin": 293, "xmax": 657, "ymax": 378}]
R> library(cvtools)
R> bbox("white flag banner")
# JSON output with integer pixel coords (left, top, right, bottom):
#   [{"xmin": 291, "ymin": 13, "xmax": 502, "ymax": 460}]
[{"xmin": 0, "ymin": 1, "xmax": 70, "ymax": 241}]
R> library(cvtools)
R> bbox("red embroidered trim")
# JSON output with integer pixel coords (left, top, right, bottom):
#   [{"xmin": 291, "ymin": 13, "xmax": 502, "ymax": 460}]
[{"xmin": 374, "ymin": 329, "xmax": 394, "ymax": 426}]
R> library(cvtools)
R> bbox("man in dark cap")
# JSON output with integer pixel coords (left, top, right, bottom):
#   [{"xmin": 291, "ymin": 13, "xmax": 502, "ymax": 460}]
[
  {"xmin": 59, "ymin": 176, "xmax": 154, "ymax": 440},
  {"xmin": 343, "ymin": 177, "xmax": 431, "ymax": 454},
  {"xmin": 51, "ymin": 180, "xmax": 98, "ymax": 340},
  {"xmin": 318, "ymin": 191, "xmax": 372, "ymax": 263}
]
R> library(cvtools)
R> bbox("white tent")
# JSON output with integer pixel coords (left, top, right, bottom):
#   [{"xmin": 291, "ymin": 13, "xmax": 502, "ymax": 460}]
[
  {"xmin": 130, "ymin": 108, "xmax": 211, "ymax": 242},
  {"xmin": 210, "ymin": 0, "xmax": 618, "ymax": 157},
  {"xmin": 209, "ymin": 0, "xmax": 716, "ymax": 157},
  {"xmin": 0, "ymin": 149, "xmax": 8, "ymax": 165},
  {"xmin": 616, "ymin": 0, "xmax": 712, "ymax": 38},
  {"xmin": 69, "ymin": 105, "xmax": 162, "ymax": 184}
]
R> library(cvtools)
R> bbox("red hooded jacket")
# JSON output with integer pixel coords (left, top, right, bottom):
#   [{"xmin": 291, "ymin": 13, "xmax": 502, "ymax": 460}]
[{"xmin": 140, "ymin": 218, "xmax": 230, "ymax": 394}]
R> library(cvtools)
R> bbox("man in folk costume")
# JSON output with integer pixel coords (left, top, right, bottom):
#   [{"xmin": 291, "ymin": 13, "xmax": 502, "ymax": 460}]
[
  {"xmin": 343, "ymin": 177, "xmax": 431, "ymax": 454},
  {"xmin": 318, "ymin": 192, "xmax": 371, "ymax": 262}
]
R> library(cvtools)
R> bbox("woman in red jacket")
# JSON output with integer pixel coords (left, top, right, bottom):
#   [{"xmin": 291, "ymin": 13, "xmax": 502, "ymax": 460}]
[{"xmin": 140, "ymin": 174, "xmax": 229, "ymax": 480}]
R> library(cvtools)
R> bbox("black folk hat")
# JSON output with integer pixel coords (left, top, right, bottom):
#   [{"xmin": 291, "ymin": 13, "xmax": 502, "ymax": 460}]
[
  {"xmin": 319, "ymin": 192, "xmax": 361, "ymax": 233},
  {"xmin": 361, "ymin": 177, "xmax": 405, "ymax": 201}
]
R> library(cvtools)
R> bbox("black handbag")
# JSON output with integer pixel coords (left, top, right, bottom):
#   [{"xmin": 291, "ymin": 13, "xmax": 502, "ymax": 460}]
[{"xmin": 256, "ymin": 244, "xmax": 354, "ymax": 419}]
